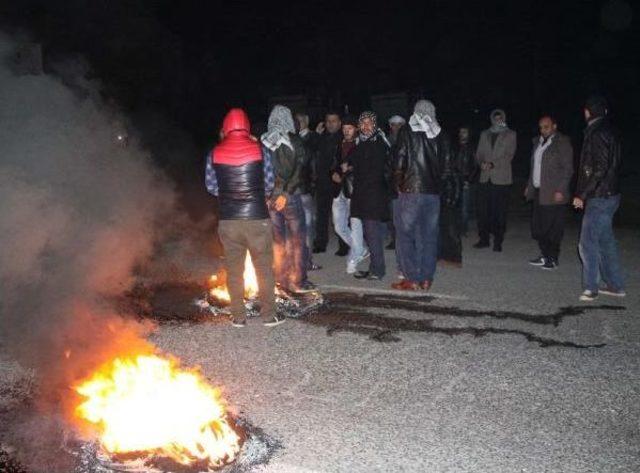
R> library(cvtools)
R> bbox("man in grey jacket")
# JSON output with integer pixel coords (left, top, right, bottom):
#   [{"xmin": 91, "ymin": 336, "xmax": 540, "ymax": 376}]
[
  {"xmin": 474, "ymin": 109, "xmax": 517, "ymax": 252},
  {"xmin": 524, "ymin": 115, "xmax": 573, "ymax": 269}
]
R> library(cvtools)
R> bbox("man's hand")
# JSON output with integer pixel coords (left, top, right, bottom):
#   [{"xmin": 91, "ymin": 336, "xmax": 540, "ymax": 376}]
[
  {"xmin": 274, "ymin": 195, "xmax": 287, "ymax": 212},
  {"xmin": 331, "ymin": 172, "xmax": 342, "ymax": 184},
  {"xmin": 572, "ymin": 197, "xmax": 584, "ymax": 210},
  {"xmin": 315, "ymin": 122, "xmax": 325, "ymax": 134},
  {"xmin": 340, "ymin": 162, "xmax": 349, "ymax": 173},
  {"xmin": 553, "ymin": 191, "xmax": 564, "ymax": 203}
]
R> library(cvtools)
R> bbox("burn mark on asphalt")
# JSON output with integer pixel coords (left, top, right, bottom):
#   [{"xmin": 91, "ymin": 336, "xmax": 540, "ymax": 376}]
[{"xmin": 299, "ymin": 292, "xmax": 624, "ymax": 348}]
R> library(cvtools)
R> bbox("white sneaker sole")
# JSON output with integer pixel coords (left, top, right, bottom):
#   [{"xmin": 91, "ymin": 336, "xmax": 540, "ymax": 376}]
[
  {"xmin": 263, "ymin": 318, "xmax": 286, "ymax": 327},
  {"xmin": 599, "ymin": 290, "xmax": 626, "ymax": 297},
  {"xmin": 579, "ymin": 295, "xmax": 597, "ymax": 302}
]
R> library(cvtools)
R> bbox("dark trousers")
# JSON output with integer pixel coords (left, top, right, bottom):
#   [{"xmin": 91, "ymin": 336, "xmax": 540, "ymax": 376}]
[
  {"xmin": 218, "ymin": 219, "xmax": 275, "ymax": 323},
  {"xmin": 313, "ymin": 188, "xmax": 332, "ymax": 250},
  {"xmin": 531, "ymin": 199, "xmax": 566, "ymax": 262},
  {"xmin": 477, "ymin": 182, "xmax": 510, "ymax": 245},
  {"xmin": 439, "ymin": 203, "xmax": 462, "ymax": 264},
  {"xmin": 363, "ymin": 219, "xmax": 386, "ymax": 277},
  {"xmin": 269, "ymin": 194, "xmax": 307, "ymax": 289}
]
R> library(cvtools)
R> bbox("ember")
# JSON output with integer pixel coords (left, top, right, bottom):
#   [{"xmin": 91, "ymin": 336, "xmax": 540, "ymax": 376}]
[{"xmin": 73, "ymin": 353, "xmax": 241, "ymax": 469}]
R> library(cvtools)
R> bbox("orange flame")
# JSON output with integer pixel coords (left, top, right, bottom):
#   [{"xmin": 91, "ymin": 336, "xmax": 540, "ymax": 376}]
[
  {"xmin": 74, "ymin": 354, "xmax": 240, "ymax": 467},
  {"xmin": 209, "ymin": 251, "xmax": 259, "ymax": 302}
]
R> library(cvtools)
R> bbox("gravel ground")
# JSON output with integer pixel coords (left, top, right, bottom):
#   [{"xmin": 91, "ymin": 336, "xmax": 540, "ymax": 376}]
[{"xmin": 1, "ymin": 219, "xmax": 639, "ymax": 472}]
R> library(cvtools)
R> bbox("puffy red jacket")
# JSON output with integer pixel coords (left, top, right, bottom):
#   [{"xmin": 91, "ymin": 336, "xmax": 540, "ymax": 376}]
[{"xmin": 213, "ymin": 108, "xmax": 262, "ymax": 165}]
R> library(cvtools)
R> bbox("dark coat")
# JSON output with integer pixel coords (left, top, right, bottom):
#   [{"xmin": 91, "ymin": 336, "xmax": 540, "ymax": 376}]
[
  {"xmin": 313, "ymin": 130, "xmax": 342, "ymax": 193},
  {"xmin": 575, "ymin": 118, "xmax": 621, "ymax": 200},
  {"xmin": 525, "ymin": 132, "xmax": 574, "ymax": 206},
  {"xmin": 350, "ymin": 133, "xmax": 391, "ymax": 221}
]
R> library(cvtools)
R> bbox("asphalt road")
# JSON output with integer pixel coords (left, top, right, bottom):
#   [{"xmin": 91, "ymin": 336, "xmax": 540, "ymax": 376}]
[{"xmin": 151, "ymin": 218, "xmax": 639, "ymax": 473}]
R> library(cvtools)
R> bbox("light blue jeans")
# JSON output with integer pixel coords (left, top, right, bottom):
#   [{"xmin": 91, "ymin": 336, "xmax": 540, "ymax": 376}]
[
  {"xmin": 578, "ymin": 195, "xmax": 624, "ymax": 292},
  {"xmin": 332, "ymin": 192, "xmax": 365, "ymax": 261}
]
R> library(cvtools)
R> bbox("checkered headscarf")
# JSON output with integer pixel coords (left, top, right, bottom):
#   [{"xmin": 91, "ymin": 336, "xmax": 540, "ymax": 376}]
[{"xmin": 358, "ymin": 111, "xmax": 378, "ymax": 141}]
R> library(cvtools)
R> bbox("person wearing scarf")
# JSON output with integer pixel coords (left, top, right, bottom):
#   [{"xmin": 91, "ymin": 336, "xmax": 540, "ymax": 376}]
[
  {"xmin": 349, "ymin": 111, "xmax": 391, "ymax": 280},
  {"xmin": 261, "ymin": 105, "xmax": 317, "ymax": 295},
  {"xmin": 391, "ymin": 100, "xmax": 453, "ymax": 291},
  {"xmin": 474, "ymin": 109, "xmax": 517, "ymax": 252}
]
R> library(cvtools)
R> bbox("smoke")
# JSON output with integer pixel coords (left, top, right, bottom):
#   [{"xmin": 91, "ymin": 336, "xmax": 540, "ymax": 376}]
[{"xmin": 0, "ymin": 33, "xmax": 179, "ymax": 470}]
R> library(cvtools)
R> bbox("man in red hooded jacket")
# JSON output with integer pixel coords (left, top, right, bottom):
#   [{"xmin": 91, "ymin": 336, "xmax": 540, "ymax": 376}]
[{"xmin": 205, "ymin": 108, "xmax": 285, "ymax": 327}]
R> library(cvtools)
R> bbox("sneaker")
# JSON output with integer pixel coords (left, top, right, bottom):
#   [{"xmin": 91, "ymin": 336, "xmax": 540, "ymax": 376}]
[
  {"xmin": 492, "ymin": 243, "xmax": 502, "ymax": 252},
  {"xmin": 599, "ymin": 287, "xmax": 626, "ymax": 297},
  {"xmin": 579, "ymin": 290, "xmax": 598, "ymax": 302},
  {"xmin": 367, "ymin": 273, "xmax": 382, "ymax": 281},
  {"xmin": 263, "ymin": 314, "xmax": 286, "ymax": 327},
  {"xmin": 541, "ymin": 258, "xmax": 557, "ymax": 270},
  {"xmin": 473, "ymin": 240, "xmax": 490, "ymax": 249},
  {"xmin": 391, "ymin": 280, "xmax": 420, "ymax": 291},
  {"xmin": 529, "ymin": 256, "xmax": 545, "ymax": 266},
  {"xmin": 354, "ymin": 270, "xmax": 369, "ymax": 279},
  {"xmin": 420, "ymin": 280, "xmax": 432, "ymax": 291},
  {"xmin": 346, "ymin": 259, "xmax": 357, "ymax": 274},
  {"xmin": 290, "ymin": 281, "xmax": 317, "ymax": 294},
  {"xmin": 231, "ymin": 319, "xmax": 247, "ymax": 328}
]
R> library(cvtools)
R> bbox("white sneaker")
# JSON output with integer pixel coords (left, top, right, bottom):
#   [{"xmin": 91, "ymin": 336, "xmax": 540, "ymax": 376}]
[
  {"xmin": 579, "ymin": 290, "xmax": 598, "ymax": 302},
  {"xmin": 346, "ymin": 259, "xmax": 357, "ymax": 274}
]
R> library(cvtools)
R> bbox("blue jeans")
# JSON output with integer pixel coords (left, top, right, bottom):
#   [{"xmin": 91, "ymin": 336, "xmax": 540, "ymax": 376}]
[
  {"xmin": 578, "ymin": 195, "xmax": 624, "ymax": 292},
  {"xmin": 461, "ymin": 183, "xmax": 475, "ymax": 234},
  {"xmin": 332, "ymin": 192, "xmax": 365, "ymax": 262},
  {"xmin": 269, "ymin": 194, "xmax": 308, "ymax": 289},
  {"xmin": 394, "ymin": 193, "xmax": 440, "ymax": 282},
  {"xmin": 363, "ymin": 219, "xmax": 386, "ymax": 278},
  {"xmin": 300, "ymin": 193, "xmax": 315, "ymax": 268}
]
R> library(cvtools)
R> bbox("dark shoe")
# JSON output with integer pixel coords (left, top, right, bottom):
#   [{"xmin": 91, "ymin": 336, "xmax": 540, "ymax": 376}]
[
  {"xmin": 391, "ymin": 280, "xmax": 420, "ymax": 291},
  {"xmin": 492, "ymin": 243, "xmax": 502, "ymax": 252},
  {"xmin": 308, "ymin": 263, "xmax": 323, "ymax": 271},
  {"xmin": 599, "ymin": 287, "xmax": 626, "ymax": 297},
  {"xmin": 473, "ymin": 240, "xmax": 490, "ymax": 249},
  {"xmin": 312, "ymin": 247, "xmax": 326, "ymax": 254},
  {"xmin": 263, "ymin": 314, "xmax": 286, "ymax": 327},
  {"xmin": 335, "ymin": 248, "xmax": 349, "ymax": 257},
  {"xmin": 367, "ymin": 273, "xmax": 382, "ymax": 281},
  {"xmin": 541, "ymin": 258, "xmax": 557, "ymax": 270},
  {"xmin": 420, "ymin": 280, "xmax": 432, "ymax": 291},
  {"xmin": 231, "ymin": 318, "xmax": 247, "ymax": 328},
  {"xmin": 529, "ymin": 256, "xmax": 545, "ymax": 266},
  {"xmin": 385, "ymin": 241, "xmax": 396, "ymax": 250},
  {"xmin": 354, "ymin": 271, "xmax": 370, "ymax": 279},
  {"xmin": 290, "ymin": 280, "xmax": 317, "ymax": 294}
]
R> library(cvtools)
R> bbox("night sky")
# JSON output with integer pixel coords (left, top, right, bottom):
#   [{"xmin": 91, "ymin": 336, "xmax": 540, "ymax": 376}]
[{"xmin": 1, "ymin": 0, "xmax": 638, "ymax": 151}]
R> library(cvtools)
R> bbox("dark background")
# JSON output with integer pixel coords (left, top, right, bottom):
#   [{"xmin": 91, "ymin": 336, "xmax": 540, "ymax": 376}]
[{"xmin": 1, "ymin": 0, "xmax": 638, "ymax": 217}]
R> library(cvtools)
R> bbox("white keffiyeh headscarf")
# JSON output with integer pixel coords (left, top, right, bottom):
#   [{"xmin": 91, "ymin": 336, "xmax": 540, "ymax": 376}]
[
  {"xmin": 408, "ymin": 99, "xmax": 441, "ymax": 138},
  {"xmin": 261, "ymin": 104, "xmax": 295, "ymax": 151}
]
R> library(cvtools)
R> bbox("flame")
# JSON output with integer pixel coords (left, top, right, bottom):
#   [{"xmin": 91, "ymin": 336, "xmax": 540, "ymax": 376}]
[
  {"xmin": 209, "ymin": 251, "xmax": 258, "ymax": 302},
  {"xmin": 74, "ymin": 354, "xmax": 241, "ymax": 467}
]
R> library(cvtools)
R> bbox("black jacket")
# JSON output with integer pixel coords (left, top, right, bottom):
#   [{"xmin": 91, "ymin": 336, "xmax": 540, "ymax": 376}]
[
  {"xmin": 576, "ymin": 118, "xmax": 621, "ymax": 200},
  {"xmin": 298, "ymin": 130, "xmax": 318, "ymax": 194},
  {"xmin": 331, "ymin": 140, "xmax": 357, "ymax": 199},
  {"xmin": 214, "ymin": 161, "xmax": 269, "ymax": 220},
  {"xmin": 455, "ymin": 142, "xmax": 479, "ymax": 184},
  {"xmin": 393, "ymin": 125, "xmax": 451, "ymax": 196},
  {"xmin": 271, "ymin": 133, "xmax": 307, "ymax": 197},
  {"xmin": 314, "ymin": 131, "xmax": 343, "ymax": 193},
  {"xmin": 350, "ymin": 133, "xmax": 391, "ymax": 221}
]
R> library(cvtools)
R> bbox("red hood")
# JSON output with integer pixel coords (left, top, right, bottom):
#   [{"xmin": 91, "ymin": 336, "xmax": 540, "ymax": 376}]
[{"xmin": 213, "ymin": 108, "xmax": 262, "ymax": 165}]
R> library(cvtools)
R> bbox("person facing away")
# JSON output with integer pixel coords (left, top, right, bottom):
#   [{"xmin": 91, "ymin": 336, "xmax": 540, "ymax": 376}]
[
  {"xmin": 261, "ymin": 105, "xmax": 316, "ymax": 295},
  {"xmin": 454, "ymin": 126, "xmax": 479, "ymax": 236},
  {"xmin": 312, "ymin": 111, "xmax": 345, "ymax": 254},
  {"xmin": 392, "ymin": 99, "xmax": 450, "ymax": 291},
  {"xmin": 350, "ymin": 111, "xmax": 391, "ymax": 281},
  {"xmin": 205, "ymin": 108, "xmax": 284, "ymax": 328},
  {"xmin": 572, "ymin": 95, "xmax": 625, "ymax": 302},
  {"xmin": 473, "ymin": 108, "xmax": 517, "ymax": 252},
  {"xmin": 524, "ymin": 115, "xmax": 573, "ymax": 270},
  {"xmin": 294, "ymin": 111, "xmax": 321, "ymax": 271},
  {"xmin": 330, "ymin": 114, "xmax": 368, "ymax": 275}
]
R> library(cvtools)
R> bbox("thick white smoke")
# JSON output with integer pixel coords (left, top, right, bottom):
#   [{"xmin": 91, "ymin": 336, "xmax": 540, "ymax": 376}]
[{"xmin": 0, "ymin": 33, "xmax": 179, "ymax": 470}]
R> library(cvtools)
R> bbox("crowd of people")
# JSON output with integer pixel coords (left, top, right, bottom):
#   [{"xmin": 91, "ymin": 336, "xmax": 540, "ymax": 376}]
[{"xmin": 205, "ymin": 95, "xmax": 625, "ymax": 327}]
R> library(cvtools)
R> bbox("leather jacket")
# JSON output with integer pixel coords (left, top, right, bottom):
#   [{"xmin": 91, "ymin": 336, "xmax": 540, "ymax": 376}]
[
  {"xmin": 392, "ymin": 126, "xmax": 451, "ymax": 196},
  {"xmin": 576, "ymin": 118, "xmax": 621, "ymax": 200},
  {"xmin": 214, "ymin": 161, "xmax": 269, "ymax": 220},
  {"xmin": 271, "ymin": 133, "xmax": 306, "ymax": 197}
]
